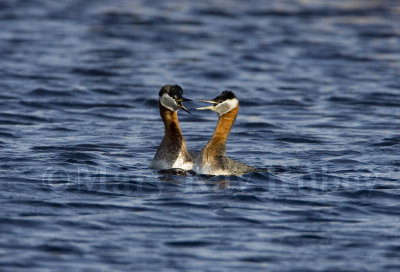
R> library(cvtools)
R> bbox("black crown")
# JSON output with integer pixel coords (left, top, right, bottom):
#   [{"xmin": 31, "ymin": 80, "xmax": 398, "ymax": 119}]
[
  {"xmin": 159, "ymin": 85, "xmax": 184, "ymax": 100},
  {"xmin": 212, "ymin": 90, "xmax": 236, "ymax": 104}
]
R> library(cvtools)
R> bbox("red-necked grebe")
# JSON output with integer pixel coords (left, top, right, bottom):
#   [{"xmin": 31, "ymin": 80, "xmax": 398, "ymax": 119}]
[
  {"xmin": 194, "ymin": 90, "xmax": 258, "ymax": 176},
  {"xmin": 150, "ymin": 85, "xmax": 194, "ymax": 170}
]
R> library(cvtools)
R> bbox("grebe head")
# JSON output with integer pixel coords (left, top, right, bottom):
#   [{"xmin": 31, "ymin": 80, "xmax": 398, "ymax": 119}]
[
  {"xmin": 197, "ymin": 90, "xmax": 238, "ymax": 116},
  {"xmin": 159, "ymin": 85, "xmax": 191, "ymax": 113}
]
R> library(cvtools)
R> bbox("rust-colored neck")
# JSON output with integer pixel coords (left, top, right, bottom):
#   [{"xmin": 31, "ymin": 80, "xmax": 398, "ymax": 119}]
[
  {"xmin": 159, "ymin": 102, "xmax": 184, "ymax": 143},
  {"xmin": 204, "ymin": 105, "xmax": 239, "ymax": 156}
]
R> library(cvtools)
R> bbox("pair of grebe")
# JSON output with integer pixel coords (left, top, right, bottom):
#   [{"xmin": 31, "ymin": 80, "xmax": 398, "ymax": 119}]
[{"xmin": 150, "ymin": 85, "xmax": 258, "ymax": 176}]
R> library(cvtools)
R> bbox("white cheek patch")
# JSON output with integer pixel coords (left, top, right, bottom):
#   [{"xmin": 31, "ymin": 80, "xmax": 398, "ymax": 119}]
[
  {"xmin": 213, "ymin": 98, "xmax": 238, "ymax": 116},
  {"xmin": 160, "ymin": 93, "xmax": 179, "ymax": 111}
]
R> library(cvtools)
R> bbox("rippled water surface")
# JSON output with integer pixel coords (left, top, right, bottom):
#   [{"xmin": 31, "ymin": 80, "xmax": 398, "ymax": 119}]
[{"xmin": 1, "ymin": 0, "xmax": 400, "ymax": 271}]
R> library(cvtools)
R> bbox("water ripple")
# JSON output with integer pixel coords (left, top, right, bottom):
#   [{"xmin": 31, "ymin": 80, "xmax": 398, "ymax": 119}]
[{"xmin": 1, "ymin": 0, "xmax": 399, "ymax": 271}]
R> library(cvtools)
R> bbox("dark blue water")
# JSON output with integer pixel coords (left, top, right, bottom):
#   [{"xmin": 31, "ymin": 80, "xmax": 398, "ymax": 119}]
[{"xmin": 1, "ymin": 0, "xmax": 400, "ymax": 271}]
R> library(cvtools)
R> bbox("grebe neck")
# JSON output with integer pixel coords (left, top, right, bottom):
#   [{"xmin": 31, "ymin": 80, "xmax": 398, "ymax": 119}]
[
  {"xmin": 151, "ymin": 102, "xmax": 194, "ymax": 171},
  {"xmin": 159, "ymin": 102, "xmax": 186, "ymax": 148},
  {"xmin": 205, "ymin": 105, "xmax": 239, "ymax": 156}
]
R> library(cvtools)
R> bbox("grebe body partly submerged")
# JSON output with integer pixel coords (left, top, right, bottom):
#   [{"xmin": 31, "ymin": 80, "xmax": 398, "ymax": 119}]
[
  {"xmin": 194, "ymin": 91, "xmax": 258, "ymax": 176},
  {"xmin": 150, "ymin": 85, "xmax": 194, "ymax": 171}
]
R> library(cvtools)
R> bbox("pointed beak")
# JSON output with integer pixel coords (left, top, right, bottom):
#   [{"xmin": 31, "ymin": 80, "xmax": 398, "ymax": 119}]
[
  {"xmin": 196, "ymin": 99, "xmax": 217, "ymax": 110},
  {"xmin": 196, "ymin": 105, "xmax": 215, "ymax": 110},
  {"xmin": 198, "ymin": 99, "xmax": 217, "ymax": 104},
  {"xmin": 176, "ymin": 97, "xmax": 191, "ymax": 114},
  {"xmin": 180, "ymin": 104, "xmax": 191, "ymax": 114}
]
